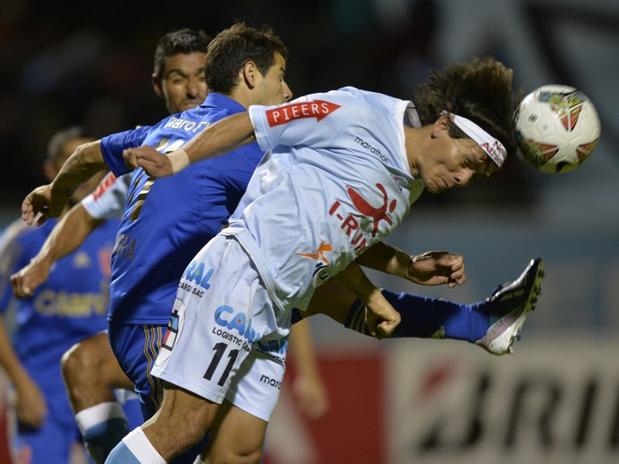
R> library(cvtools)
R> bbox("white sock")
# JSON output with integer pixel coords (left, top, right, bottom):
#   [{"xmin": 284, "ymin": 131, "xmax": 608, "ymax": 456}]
[
  {"xmin": 122, "ymin": 427, "xmax": 166, "ymax": 464},
  {"xmin": 75, "ymin": 402, "xmax": 126, "ymax": 435}
]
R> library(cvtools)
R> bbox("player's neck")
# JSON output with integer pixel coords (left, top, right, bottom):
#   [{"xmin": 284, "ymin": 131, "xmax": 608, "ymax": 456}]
[
  {"xmin": 226, "ymin": 87, "xmax": 253, "ymax": 110},
  {"xmin": 403, "ymin": 125, "xmax": 429, "ymax": 177}
]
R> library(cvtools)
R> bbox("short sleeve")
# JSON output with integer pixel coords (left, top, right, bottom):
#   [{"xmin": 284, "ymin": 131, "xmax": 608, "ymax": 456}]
[
  {"xmin": 248, "ymin": 90, "xmax": 357, "ymax": 152},
  {"xmin": 100, "ymin": 126, "xmax": 152, "ymax": 176}
]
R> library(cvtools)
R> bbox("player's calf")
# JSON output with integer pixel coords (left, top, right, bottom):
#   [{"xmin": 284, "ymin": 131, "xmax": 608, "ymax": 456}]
[
  {"xmin": 62, "ymin": 333, "xmax": 137, "ymax": 463},
  {"xmin": 107, "ymin": 383, "xmax": 219, "ymax": 463}
]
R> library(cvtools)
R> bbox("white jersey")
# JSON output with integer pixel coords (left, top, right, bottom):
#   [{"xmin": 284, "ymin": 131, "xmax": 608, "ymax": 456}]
[
  {"xmin": 81, "ymin": 172, "xmax": 130, "ymax": 220},
  {"xmin": 226, "ymin": 87, "xmax": 425, "ymax": 312}
]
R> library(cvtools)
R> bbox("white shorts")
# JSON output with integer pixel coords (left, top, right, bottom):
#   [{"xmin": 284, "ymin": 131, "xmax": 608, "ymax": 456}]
[{"xmin": 151, "ymin": 234, "xmax": 290, "ymax": 422}]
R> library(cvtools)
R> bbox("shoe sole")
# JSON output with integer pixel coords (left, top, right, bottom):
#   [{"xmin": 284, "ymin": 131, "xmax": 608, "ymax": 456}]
[{"xmin": 477, "ymin": 259, "xmax": 544, "ymax": 355}]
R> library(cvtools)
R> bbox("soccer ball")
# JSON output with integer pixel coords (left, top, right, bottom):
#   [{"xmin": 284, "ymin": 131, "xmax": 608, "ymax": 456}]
[{"xmin": 514, "ymin": 85, "xmax": 601, "ymax": 173}]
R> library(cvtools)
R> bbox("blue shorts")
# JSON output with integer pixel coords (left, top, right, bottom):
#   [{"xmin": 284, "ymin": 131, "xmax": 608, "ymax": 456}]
[{"xmin": 108, "ymin": 322, "xmax": 166, "ymax": 420}]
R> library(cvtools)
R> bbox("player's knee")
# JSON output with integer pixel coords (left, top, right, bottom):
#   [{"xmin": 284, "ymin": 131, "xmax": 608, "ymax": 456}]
[{"xmin": 61, "ymin": 339, "xmax": 101, "ymax": 387}]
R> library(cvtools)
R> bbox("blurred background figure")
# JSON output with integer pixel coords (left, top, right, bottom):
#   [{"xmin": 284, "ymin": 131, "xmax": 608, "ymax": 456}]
[
  {"xmin": 0, "ymin": 127, "xmax": 141, "ymax": 464},
  {"xmin": 1, "ymin": 0, "xmax": 617, "ymax": 463}
]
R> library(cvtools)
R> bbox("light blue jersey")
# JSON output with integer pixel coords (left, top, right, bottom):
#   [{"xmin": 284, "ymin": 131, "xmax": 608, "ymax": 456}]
[{"xmin": 231, "ymin": 87, "xmax": 425, "ymax": 311}]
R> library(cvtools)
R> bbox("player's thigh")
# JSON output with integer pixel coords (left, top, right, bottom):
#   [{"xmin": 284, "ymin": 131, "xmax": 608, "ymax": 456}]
[
  {"xmin": 96, "ymin": 332, "xmax": 134, "ymax": 390},
  {"xmin": 205, "ymin": 400, "xmax": 267, "ymax": 464},
  {"xmin": 63, "ymin": 331, "xmax": 133, "ymax": 390},
  {"xmin": 201, "ymin": 348, "xmax": 285, "ymax": 463},
  {"xmin": 305, "ymin": 277, "xmax": 358, "ymax": 324},
  {"xmin": 224, "ymin": 348, "xmax": 285, "ymax": 424}
]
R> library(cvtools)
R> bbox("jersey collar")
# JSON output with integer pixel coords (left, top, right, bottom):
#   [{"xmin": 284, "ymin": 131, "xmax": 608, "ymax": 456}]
[{"xmin": 201, "ymin": 93, "xmax": 247, "ymax": 114}]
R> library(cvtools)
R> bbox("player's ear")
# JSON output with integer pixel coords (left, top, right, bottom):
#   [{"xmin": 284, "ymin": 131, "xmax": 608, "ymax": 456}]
[
  {"xmin": 152, "ymin": 74, "xmax": 163, "ymax": 98},
  {"xmin": 241, "ymin": 60, "xmax": 258, "ymax": 90},
  {"xmin": 431, "ymin": 113, "xmax": 451, "ymax": 139}
]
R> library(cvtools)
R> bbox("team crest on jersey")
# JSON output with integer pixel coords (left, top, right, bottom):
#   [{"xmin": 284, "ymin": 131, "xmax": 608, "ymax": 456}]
[
  {"xmin": 162, "ymin": 309, "xmax": 180, "ymax": 350},
  {"xmin": 156, "ymin": 299, "xmax": 185, "ymax": 367},
  {"xmin": 73, "ymin": 251, "xmax": 91, "ymax": 269},
  {"xmin": 266, "ymin": 100, "xmax": 341, "ymax": 126}
]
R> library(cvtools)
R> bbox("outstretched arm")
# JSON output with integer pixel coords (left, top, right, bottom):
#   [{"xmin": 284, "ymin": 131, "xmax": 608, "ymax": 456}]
[
  {"xmin": 358, "ymin": 242, "xmax": 466, "ymax": 288},
  {"xmin": 11, "ymin": 204, "xmax": 103, "ymax": 298},
  {"xmin": 21, "ymin": 141, "xmax": 107, "ymax": 225},
  {"xmin": 288, "ymin": 321, "xmax": 330, "ymax": 419},
  {"xmin": 124, "ymin": 112, "xmax": 255, "ymax": 178},
  {"xmin": 0, "ymin": 317, "xmax": 48, "ymax": 427}
]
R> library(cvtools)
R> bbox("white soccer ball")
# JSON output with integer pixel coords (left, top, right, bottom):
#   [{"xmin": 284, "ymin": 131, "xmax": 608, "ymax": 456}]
[{"xmin": 514, "ymin": 84, "xmax": 601, "ymax": 173}]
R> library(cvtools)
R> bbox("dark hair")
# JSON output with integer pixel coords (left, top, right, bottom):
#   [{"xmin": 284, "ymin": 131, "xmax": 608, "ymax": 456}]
[
  {"xmin": 205, "ymin": 22, "xmax": 288, "ymax": 94},
  {"xmin": 153, "ymin": 29, "xmax": 211, "ymax": 81},
  {"xmin": 413, "ymin": 57, "xmax": 518, "ymax": 158},
  {"xmin": 47, "ymin": 126, "xmax": 84, "ymax": 163}
]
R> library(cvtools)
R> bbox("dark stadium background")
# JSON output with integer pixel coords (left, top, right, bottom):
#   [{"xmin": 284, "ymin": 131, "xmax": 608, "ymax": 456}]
[{"xmin": 1, "ymin": 0, "xmax": 617, "ymax": 463}]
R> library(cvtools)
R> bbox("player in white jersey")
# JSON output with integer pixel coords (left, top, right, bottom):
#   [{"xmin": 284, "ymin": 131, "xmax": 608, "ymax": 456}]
[
  {"xmin": 94, "ymin": 57, "xmax": 521, "ymax": 463},
  {"xmin": 23, "ymin": 43, "xmax": 540, "ymax": 461}
]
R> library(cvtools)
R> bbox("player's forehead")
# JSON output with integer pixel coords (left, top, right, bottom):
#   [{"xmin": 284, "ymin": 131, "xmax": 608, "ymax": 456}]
[
  {"xmin": 461, "ymin": 138, "xmax": 499, "ymax": 179},
  {"xmin": 162, "ymin": 52, "xmax": 207, "ymax": 76}
]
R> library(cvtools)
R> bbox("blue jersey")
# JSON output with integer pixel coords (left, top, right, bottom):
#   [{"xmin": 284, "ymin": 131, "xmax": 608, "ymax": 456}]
[
  {"xmin": 0, "ymin": 218, "xmax": 118, "ymax": 424},
  {"xmin": 101, "ymin": 93, "xmax": 263, "ymax": 324},
  {"xmin": 100, "ymin": 125, "xmax": 152, "ymax": 165}
]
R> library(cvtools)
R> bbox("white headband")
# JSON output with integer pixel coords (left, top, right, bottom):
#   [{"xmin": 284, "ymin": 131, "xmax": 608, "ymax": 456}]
[{"xmin": 448, "ymin": 112, "xmax": 507, "ymax": 167}]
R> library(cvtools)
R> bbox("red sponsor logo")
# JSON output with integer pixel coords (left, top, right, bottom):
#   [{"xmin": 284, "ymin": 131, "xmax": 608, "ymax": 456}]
[
  {"xmin": 347, "ymin": 183, "xmax": 397, "ymax": 238},
  {"xmin": 266, "ymin": 100, "xmax": 341, "ymax": 126},
  {"xmin": 328, "ymin": 183, "xmax": 398, "ymax": 253},
  {"xmin": 92, "ymin": 172, "xmax": 117, "ymax": 201}
]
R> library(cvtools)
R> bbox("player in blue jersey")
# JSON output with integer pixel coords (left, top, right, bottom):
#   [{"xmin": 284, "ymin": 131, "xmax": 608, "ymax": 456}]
[
  {"xmin": 0, "ymin": 127, "xmax": 142, "ymax": 463},
  {"xmin": 14, "ymin": 27, "xmax": 327, "ymax": 462},
  {"xmin": 14, "ymin": 25, "xmax": 328, "ymax": 463},
  {"xmin": 10, "ymin": 29, "xmax": 213, "ymax": 464},
  {"xmin": 19, "ymin": 23, "xmax": 296, "ymax": 463}
]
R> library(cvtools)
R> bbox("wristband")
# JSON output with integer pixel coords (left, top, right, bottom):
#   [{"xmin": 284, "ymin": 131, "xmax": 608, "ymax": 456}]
[{"xmin": 169, "ymin": 149, "xmax": 190, "ymax": 173}]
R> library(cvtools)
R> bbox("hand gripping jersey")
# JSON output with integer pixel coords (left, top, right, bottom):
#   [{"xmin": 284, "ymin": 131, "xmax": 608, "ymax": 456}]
[
  {"xmin": 227, "ymin": 87, "xmax": 425, "ymax": 312},
  {"xmin": 100, "ymin": 93, "xmax": 263, "ymax": 324}
]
